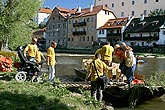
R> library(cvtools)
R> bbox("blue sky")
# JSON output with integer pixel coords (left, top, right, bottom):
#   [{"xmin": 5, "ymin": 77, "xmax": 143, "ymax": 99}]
[{"xmin": 43, "ymin": 0, "xmax": 94, "ymax": 9}]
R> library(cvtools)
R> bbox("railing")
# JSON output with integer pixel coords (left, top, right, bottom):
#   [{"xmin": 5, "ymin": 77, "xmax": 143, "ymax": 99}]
[
  {"xmin": 73, "ymin": 22, "xmax": 86, "ymax": 27},
  {"xmin": 107, "ymin": 33, "xmax": 121, "ymax": 36},
  {"xmin": 124, "ymin": 36, "xmax": 159, "ymax": 41},
  {"xmin": 72, "ymin": 31, "xmax": 86, "ymax": 35}
]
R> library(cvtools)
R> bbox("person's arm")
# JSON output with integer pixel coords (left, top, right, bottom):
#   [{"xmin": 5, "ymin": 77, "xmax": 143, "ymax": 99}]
[
  {"xmin": 47, "ymin": 56, "xmax": 50, "ymax": 65},
  {"xmin": 47, "ymin": 48, "xmax": 50, "ymax": 65},
  {"xmin": 24, "ymin": 45, "xmax": 29, "ymax": 57},
  {"xmin": 41, "ymin": 52, "xmax": 46, "ymax": 61},
  {"xmin": 85, "ymin": 63, "xmax": 92, "ymax": 82}
]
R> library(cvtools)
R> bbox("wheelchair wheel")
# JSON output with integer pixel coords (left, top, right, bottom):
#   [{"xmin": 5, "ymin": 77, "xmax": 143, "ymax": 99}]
[{"xmin": 15, "ymin": 71, "xmax": 27, "ymax": 82}]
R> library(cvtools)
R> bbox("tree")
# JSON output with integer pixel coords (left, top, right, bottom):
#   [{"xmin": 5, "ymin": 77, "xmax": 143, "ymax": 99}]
[
  {"xmin": 148, "ymin": 9, "xmax": 165, "ymax": 17},
  {"xmin": 0, "ymin": 0, "xmax": 43, "ymax": 50}
]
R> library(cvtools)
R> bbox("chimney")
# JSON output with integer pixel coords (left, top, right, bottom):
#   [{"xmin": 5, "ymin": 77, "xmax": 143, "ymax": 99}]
[
  {"xmin": 128, "ymin": 15, "xmax": 131, "ymax": 20},
  {"xmin": 77, "ymin": 6, "xmax": 81, "ymax": 13},
  {"xmin": 90, "ymin": 4, "xmax": 93, "ymax": 12},
  {"xmin": 140, "ymin": 14, "xmax": 144, "ymax": 21}
]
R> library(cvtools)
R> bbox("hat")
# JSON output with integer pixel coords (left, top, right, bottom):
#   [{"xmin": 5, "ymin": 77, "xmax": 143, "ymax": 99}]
[{"xmin": 114, "ymin": 44, "xmax": 120, "ymax": 50}]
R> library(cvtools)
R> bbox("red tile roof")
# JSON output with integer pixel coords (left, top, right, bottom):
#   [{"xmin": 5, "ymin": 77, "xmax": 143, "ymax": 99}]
[
  {"xmin": 99, "ymin": 17, "xmax": 128, "ymax": 29},
  {"xmin": 56, "ymin": 7, "xmax": 76, "ymax": 18},
  {"xmin": 70, "ymin": 5, "xmax": 115, "ymax": 18},
  {"xmin": 32, "ymin": 28, "xmax": 46, "ymax": 35},
  {"xmin": 39, "ymin": 8, "xmax": 52, "ymax": 14}
]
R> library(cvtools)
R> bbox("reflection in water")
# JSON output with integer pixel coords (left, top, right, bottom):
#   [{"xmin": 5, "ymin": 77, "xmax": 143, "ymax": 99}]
[{"xmin": 55, "ymin": 55, "xmax": 165, "ymax": 110}]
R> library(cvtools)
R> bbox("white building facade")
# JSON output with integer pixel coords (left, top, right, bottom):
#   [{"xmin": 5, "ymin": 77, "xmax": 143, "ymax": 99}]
[
  {"xmin": 34, "ymin": 8, "xmax": 52, "ymax": 25},
  {"xmin": 95, "ymin": 0, "xmax": 165, "ymax": 18}
]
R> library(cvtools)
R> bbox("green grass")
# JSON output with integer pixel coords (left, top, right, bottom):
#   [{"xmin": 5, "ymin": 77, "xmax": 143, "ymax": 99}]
[{"xmin": 0, "ymin": 72, "xmax": 100, "ymax": 110}]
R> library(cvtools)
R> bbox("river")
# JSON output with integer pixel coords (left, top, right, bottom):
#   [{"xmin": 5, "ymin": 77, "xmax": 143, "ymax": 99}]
[{"xmin": 50, "ymin": 53, "xmax": 165, "ymax": 110}]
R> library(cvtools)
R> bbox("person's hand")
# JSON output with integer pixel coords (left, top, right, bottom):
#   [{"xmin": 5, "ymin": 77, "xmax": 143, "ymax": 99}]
[
  {"xmin": 85, "ymin": 77, "xmax": 89, "ymax": 82},
  {"xmin": 112, "ymin": 64, "xmax": 116, "ymax": 68}
]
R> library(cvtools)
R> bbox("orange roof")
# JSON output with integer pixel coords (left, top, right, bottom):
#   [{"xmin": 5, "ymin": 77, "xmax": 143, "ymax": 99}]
[
  {"xmin": 56, "ymin": 7, "xmax": 76, "ymax": 18},
  {"xmin": 39, "ymin": 8, "xmax": 52, "ymax": 14},
  {"xmin": 32, "ymin": 28, "xmax": 46, "ymax": 35},
  {"xmin": 99, "ymin": 17, "xmax": 128, "ymax": 29},
  {"xmin": 70, "ymin": 5, "xmax": 114, "ymax": 18}
]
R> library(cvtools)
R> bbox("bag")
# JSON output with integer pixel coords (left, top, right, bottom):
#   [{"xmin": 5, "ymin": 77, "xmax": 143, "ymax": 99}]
[
  {"xmin": 119, "ymin": 60, "xmax": 126, "ymax": 75},
  {"xmin": 97, "ymin": 74, "xmax": 109, "ymax": 90}
]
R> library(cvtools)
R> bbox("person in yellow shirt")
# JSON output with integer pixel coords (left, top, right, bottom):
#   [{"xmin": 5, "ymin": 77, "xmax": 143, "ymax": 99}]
[
  {"xmin": 101, "ymin": 42, "xmax": 114, "ymax": 80},
  {"xmin": 24, "ymin": 38, "xmax": 38, "ymax": 62},
  {"xmin": 47, "ymin": 41, "xmax": 57, "ymax": 84},
  {"xmin": 85, "ymin": 53, "xmax": 115, "ymax": 102},
  {"xmin": 93, "ymin": 48, "xmax": 102, "ymax": 60},
  {"xmin": 36, "ymin": 48, "xmax": 46, "ymax": 68}
]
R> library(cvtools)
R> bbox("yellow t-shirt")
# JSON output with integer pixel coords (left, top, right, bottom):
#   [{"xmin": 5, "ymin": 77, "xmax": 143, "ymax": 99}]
[
  {"xmin": 87, "ymin": 59, "xmax": 109, "ymax": 81},
  {"xmin": 36, "ymin": 51, "xmax": 43, "ymax": 63},
  {"xmin": 24, "ymin": 44, "xmax": 37, "ymax": 57},
  {"xmin": 47, "ymin": 46, "xmax": 56, "ymax": 66},
  {"xmin": 93, "ymin": 48, "xmax": 102, "ymax": 60},
  {"xmin": 101, "ymin": 45, "xmax": 114, "ymax": 62}
]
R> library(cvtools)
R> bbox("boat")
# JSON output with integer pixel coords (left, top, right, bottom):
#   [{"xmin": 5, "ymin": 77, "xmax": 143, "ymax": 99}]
[
  {"xmin": 103, "ymin": 85, "xmax": 165, "ymax": 108},
  {"xmin": 74, "ymin": 67, "xmax": 165, "ymax": 108},
  {"xmin": 74, "ymin": 58, "xmax": 164, "ymax": 108},
  {"xmin": 74, "ymin": 68, "xmax": 87, "ymax": 81},
  {"xmin": 137, "ymin": 59, "xmax": 145, "ymax": 64}
]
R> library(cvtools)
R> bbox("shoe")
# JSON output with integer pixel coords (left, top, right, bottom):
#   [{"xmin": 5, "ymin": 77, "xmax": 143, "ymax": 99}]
[{"xmin": 51, "ymin": 82, "xmax": 56, "ymax": 87}]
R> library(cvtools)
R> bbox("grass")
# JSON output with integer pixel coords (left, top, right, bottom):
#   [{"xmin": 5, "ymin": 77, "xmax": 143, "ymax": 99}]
[{"xmin": 0, "ymin": 72, "xmax": 100, "ymax": 110}]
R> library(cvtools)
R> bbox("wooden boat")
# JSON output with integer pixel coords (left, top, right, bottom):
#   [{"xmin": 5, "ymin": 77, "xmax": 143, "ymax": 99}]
[
  {"xmin": 103, "ymin": 85, "xmax": 165, "ymax": 108},
  {"xmin": 74, "ymin": 68, "xmax": 87, "ymax": 81},
  {"xmin": 137, "ymin": 59, "xmax": 145, "ymax": 64}
]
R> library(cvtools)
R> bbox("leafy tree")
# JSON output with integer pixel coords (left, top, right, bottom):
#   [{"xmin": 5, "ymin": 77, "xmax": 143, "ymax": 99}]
[
  {"xmin": 148, "ymin": 9, "xmax": 165, "ymax": 17},
  {"xmin": 0, "ymin": 0, "xmax": 43, "ymax": 50}
]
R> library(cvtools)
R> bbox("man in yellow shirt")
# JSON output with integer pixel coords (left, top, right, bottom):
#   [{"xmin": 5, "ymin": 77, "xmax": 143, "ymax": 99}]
[
  {"xmin": 24, "ymin": 38, "xmax": 38, "ymax": 62},
  {"xmin": 101, "ymin": 42, "xmax": 114, "ymax": 80},
  {"xmin": 85, "ymin": 53, "xmax": 115, "ymax": 101},
  {"xmin": 47, "ymin": 41, "xmax": 57, "ymax": 84}
]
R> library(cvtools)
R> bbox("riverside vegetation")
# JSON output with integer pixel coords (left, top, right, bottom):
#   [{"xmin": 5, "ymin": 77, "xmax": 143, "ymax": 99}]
[{"xmin": 0, "ymin": 72, "xmax": 101, "ymax": 110}]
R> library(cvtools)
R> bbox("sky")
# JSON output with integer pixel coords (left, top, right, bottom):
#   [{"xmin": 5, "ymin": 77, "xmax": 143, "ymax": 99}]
[{"xmin": 43, "ymin": 0, "xmax": 94, "ymax": 9}]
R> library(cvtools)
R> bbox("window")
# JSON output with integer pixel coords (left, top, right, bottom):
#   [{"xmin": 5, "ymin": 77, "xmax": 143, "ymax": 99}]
[
  {"xmin": 83, "ymin": 36, "xmax": 85, "ymax": 41},
  {"xmin": 112, "ymin": 3, "xmax": 114, "ymax": 8},
  {"xmin": 91, "ymin": 36, "xmax": 94, "ymax": 41},
  {"xmin": 105, "ymin": 11, "xmax": 107, "ymax": 14},
  {"xmin": 121, "ymin": 12, "xmax": 124, "ymax": 17},
  {"xmin": 163, "ymin": 31, "xmax": 165, "ymax": 35},
  {"xmin": 87, "ymin": 36, "xmax": 89, "ymax": 41},
  {"xmin": 132, "ymin": 11, "xmax": 135, "ymax": 16},
  {"xmin": 156, "ymin": 0, "xmax": 159, "ymax": 2},
  {"xmin": 87, "ymin": 18, "xmax": 90, "ymax": 22},
  {"xmin": 122, "ymin": 2, "xmax": 124, "ymax": 6},
  {"xmin": 99, "ymin": 30, "xmax": 102, "ymax": 34},
  {"xmin": 91, "ymin": 17, "xmax": 94, "ymax": 22},
  {"xmin": 132, "ymin": 1, "xmax": 135, "ymax": 5},
  {"xmin": 144, "ymin": 10, "xmax": 147, "ymax": 15},
  {"xmin": 144, "ymin": 0, "xmax": 147, "ymax": 4}
]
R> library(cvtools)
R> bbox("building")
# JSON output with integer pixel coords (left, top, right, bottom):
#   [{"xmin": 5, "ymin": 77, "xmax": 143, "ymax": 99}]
[
  {"xmin": 98, "ymin": 17, "xmax": 132, "ymax": 46},
  {"xmin": 32, "ymin": 28, "xmax": 46, "ymax": 51},
  {"xmin": 45, "ymin": 7, "xmax": 75, "ymax": 48},
  {"xmin": 34, "ymin": 7, "xmax": 52, "ymax": 25},
  {"xmin": 67, "ymin": 4, "xmax": 116, "ymax": 49},
  {"xmin": 95, "ymin": 0, "xmax": 165, "ymax": 18},
  {"xmin": 123, "ymin": 15, "xmax": 165, "ymax": 47}
]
